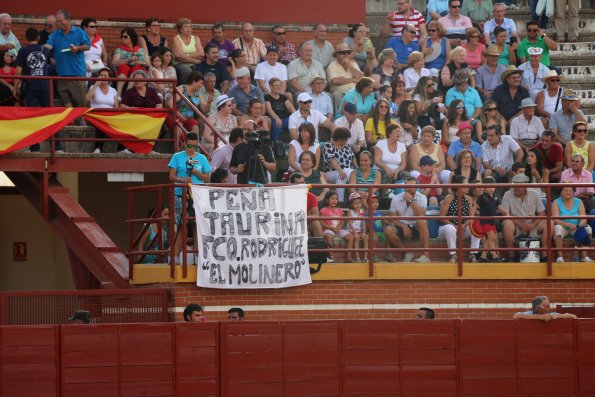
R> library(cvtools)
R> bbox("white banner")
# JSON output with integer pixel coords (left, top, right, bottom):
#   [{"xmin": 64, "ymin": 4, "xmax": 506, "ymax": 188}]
[{"xmin": 190, "ymin": 185, "xmax": 312, "ymax": 289}]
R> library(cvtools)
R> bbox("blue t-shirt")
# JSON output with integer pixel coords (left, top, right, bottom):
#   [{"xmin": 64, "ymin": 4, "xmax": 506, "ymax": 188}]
[
  {"xmin": 168, "ymin": 151, "xmax": 212, "ymax": 196},
  {"xmin": 445, "ymin": 86, "xmax": 483, "ymax": 119},
  {"xmin": 371, "ymin": 210, "xmax": 383, "ymax": 233},
  {"xmin": 15, "ymin": 44, "xmax": 50, "ymax": 91},
  {"xmin": 47, "ymin": 26, "xmax": 90, "ymax": 76},
  {"xmin": 447, "ymin": 139, "xmax": 482, "ymax": 162},
  {"xmin": 385, "ymin": 37, "xmax": 419, "ymax": 65}
]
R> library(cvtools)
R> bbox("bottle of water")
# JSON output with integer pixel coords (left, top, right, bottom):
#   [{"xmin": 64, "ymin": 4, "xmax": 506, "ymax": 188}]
[{"xmin": 572, "ymin": 246, "xmax": 580, "ymax": 263}]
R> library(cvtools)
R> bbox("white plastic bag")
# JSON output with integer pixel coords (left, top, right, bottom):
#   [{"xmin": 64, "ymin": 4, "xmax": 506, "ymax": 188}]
[{"xmin": 536, "ymin": 0, "xmax": 546, "ymax": 16}]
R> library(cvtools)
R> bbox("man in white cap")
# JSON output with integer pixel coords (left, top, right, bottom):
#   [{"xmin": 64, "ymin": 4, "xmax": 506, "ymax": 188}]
[
  {"xmin": 517, "ymin": 21, "xmax": 557, "ymax": 67},
  {"xmin": 517, "ymin": 47, "xmax": 549, "ymax": 100},
  {"xmin": 327, "ymin": 42, "xmax": 362, "ymax": 109},
  {"xmin": 288, "ymin": 92, "xmax": 335, "ymax": 140},
  {"xmin": 509, "ymin": 98, "xmax": 545, "ymax": 151},
  {"xmin": 501, "ymin": 173, "xmax": 551, "ymax": 262},
  {"xmin": 227, "ymin": 66, "xmax": 264, "ymax": 115},
  {"xmin": 550, "ymin": 89, "xmax": 586, "ymax": 144}
]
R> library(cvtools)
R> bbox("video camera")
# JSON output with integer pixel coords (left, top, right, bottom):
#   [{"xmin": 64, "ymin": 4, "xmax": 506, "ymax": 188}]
[{"xmin": 246, "ymin": 129, "xmax": 271, "ymax": 153}]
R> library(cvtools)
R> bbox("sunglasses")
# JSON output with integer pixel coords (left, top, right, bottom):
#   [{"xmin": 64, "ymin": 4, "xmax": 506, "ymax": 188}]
[
  {"xmin": 456, "ymin": 105, "xmax": 464, "ymax": 109},
  {"xmin": 88, "ymin": 25, "xmax": 97, "ymax": 29},
  {"xmin": 527, "ymin": 29, "xmax": 539, "ymax": 32},
  {"xmin": 576, "ymin": 129, "xmax": 587, "ymax": 133},
  {"xmin": 428, "ymin": 29, "xmax": 438, "ymax": 32},
  {"xmin": 378, "ymin": 105, "xmax": 389, "ymax": 109},
  {"xmin": 186, "ymin": 144, "xmax": 199, "ymax": 149},
  {"xmin": 121, "ymin": 35, "xmax": 129, "ymax": 39},
  {"xmin": 451, "ymin": 4, "xmax": 461, "ymax": 8},
  {"xmin": 486, "ymin": 107, "xmax": 497, "ymax": 111},
  {"xmin": 549, "ymin": 78, "xmax": 560, "ymax": 83},
  {"xmin": 301, "ymin": 100, "xmax": 313, "ymax": 104},
  {"xmin": 274, "ymin": 31, "xmax": 286, "ymax": 35}
]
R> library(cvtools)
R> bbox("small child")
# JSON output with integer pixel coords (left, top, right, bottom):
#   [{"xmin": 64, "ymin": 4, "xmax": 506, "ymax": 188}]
[
  {"xmin": 320, "ymin": 190, "xmax": 355, "ymax": 262},
  {"xmin": 416, "ymin": 155, "xmax": 443, "ymax": 206},
  {"xmin": 470, "ymin": 176, "xmax": 508, "ymax": 262},
  {"xmin": 369, "ymin": 194, "xmax": 387, "ymax": 262},
  {"xmin": 347, "ymin": 192, "xmax": 369, "ymax": 262},
  {"xmin": 379, "ymin": 84, "xmax": 398, "ymax": 120}
]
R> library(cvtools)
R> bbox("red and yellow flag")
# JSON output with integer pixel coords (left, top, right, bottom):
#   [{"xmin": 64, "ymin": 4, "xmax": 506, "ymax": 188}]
[
  {"xmin": 83, "ymin": 109, "xmax": 168, "ymax": 154},
  {"xmin": 0, "ymin": 107, "xmax": 88, "ymax": 154},
  {"xmin": 0, "ymin": 107, "xmax": 168, "ymax": 155}
]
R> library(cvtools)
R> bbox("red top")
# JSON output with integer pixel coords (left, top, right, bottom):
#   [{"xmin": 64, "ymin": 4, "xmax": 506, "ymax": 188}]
[
  {"xmin": 532, "ymin": 141, "xmax": 563, "ymax": 170},
  {"xmin": 416, "ymin": 173, "xmax": 439, "ymax": 196}
]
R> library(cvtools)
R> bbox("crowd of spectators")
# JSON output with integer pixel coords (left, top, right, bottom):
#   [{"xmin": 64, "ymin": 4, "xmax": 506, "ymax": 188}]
[{"xmin": 2, "ymin": 3, "xmax": 594, "ymax": 262}]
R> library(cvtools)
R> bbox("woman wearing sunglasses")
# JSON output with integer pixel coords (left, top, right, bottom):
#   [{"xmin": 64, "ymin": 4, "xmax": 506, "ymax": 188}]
[
  {"xmin": 474, "ymin": 100, "xmax": 506, "ymax": 145},
  {"xmin": 112, "ymin": 27, "xmax": 150, "ymax": 97}
]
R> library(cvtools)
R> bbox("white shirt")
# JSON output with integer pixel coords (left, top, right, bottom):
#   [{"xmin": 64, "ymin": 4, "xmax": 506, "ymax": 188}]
[
  {"xmin": 389, "ymin": 191, "xmax": 427, "ymax": 227},
  {"xmin": 211, "ymin": 143, "xmax": 237, "ymax": 183},
  {"xmin": 288, "ymin": 109, "xmax": 327, "ymax": 140},
  {"xmin": 509, "ymin": 114, "xmax": 545, "ymax": 141},
  {"xmin": 89, "ymin": 85, "xmax": 117, "ymax": 108},
  {"xmin": 403, "ymin": 67, "xmax": 430, "ymax": 91},
  {"xmin": 334, "ymin": 116, "xmax": 365, "ymax": 147},
  {"xmin": 288, "ymin": 140, "xmax": 318, "ymax": 171},
  {"xmin": 254, "ymin": 61, "xmax": 288, "ymax": 90},
  {"xmin": 375, "ymin": 139, "xmax": 407, "ymax": 171},
  {"xmin": 311, "ymin": 91, "xmax": 333, "ymax": 118}
]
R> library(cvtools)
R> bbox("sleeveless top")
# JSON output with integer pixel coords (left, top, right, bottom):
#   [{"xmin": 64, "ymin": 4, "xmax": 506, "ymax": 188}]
[
  {"xmin": 438, "ymin": 61, "xmax": 468, "ymax": 93},
  {"xmin": 446, "ymin": 195, "xmax": 471, "ymax": 226},
  {"xmin": 556, "ymin": 197, "xmax": 580, "ymax": 226},
  {"xmin": 177, "ymin": 85, "xmax": 201, "ymax": 118},
  {"xmin": 289, "ymin": 140, "xmax": 317, "ymax": 171},
  {"xmin": 304, "ymin": 169, "xmax": 323, "ymax": 196},
  {"xmin": 174, "ymin": 35, "xmax": 196, "ymax": 65},
  {"xmin": 570, "ymin": 140, "xmax": 590, "ymax": 170},
  {"xmin": 142, "ymin": 34, "xmax": 166, "ymax": 56},
  {"xmin": 355, "ymin": 167, "xmax": 377, "ymax": 192},
  {"xmin": 424, "ymin": 37, "xmax": 447, "ymax": 70},
  {"xmin": 414, "ymin": 143, "xmax": 441, "ymax": 167},
  {"xmin": 540, "ymin": 87, "xmax": 562, "ymax": 116}
]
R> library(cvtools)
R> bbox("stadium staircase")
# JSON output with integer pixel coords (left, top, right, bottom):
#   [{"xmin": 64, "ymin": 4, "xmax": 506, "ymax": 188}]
[{"xmin": 4, "ymin": 171, "xmax": 129, "ymax": 289}]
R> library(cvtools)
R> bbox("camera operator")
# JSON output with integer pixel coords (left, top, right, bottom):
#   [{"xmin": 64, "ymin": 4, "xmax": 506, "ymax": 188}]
[
  {"xmin": 167, "ymin": 132, "xmax": 211, "ymax": 258},
  {"xmin": 230, "ymin": 129, "xmax": 276, "ymax": 184}
]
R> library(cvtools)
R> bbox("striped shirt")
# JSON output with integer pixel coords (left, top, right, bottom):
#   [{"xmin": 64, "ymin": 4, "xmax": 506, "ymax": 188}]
[
  {"xmin": 233, "ymin": 37, "xmax": 266, "ymax": 66},
  {"xmin": 388, "ymin": 9, "xmax": 426, "ymax": 40},
  {"xmin": 481, "ymin": 135, "xmax": 521, "ymax": 171}
]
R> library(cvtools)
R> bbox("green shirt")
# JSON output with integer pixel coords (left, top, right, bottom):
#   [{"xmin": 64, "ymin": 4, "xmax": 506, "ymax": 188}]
[
  {"xmin": 516, "ymin": 36, "xmax": 550, "ymax": 66},
  {"xmin": 461, "ymin": 0, "xmax": 493, "ymax": 22}
]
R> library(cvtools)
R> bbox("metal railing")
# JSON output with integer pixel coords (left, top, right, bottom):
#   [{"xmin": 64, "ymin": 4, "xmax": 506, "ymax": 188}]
[
  {"xmin": 2, "ymin": 74, "xmax": 228, "ymax": 156},
  {"xmin": 0, "ymin": 288, "xmax": 171, "ymax": 325},
  {"xmin": 126, "ymin": 181, "xmax": 595, "ymax": 280}
]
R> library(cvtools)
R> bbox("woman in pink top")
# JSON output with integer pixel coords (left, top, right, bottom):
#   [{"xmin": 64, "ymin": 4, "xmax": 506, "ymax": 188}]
[{"xmin": 462, "ymin": 28, "xmax": 485, "ymax": 69}]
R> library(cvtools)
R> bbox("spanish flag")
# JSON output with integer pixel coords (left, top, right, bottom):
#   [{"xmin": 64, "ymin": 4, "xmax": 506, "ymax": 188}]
[
  {"xmin": 84, "ymin": 109, "xmax": 168, "ymax": 154},
  {"xmin": 0, "ymin": 107, "xmax": 88, "ymax": 154},
  {"xmin": 0, "ymin": 108, "xmax": 168, "ymax": 155}
]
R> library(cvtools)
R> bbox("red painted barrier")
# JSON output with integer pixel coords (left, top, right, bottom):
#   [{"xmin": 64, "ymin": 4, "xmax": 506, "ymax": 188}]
[
  {"xmin": 2, "ymin": 320, "xmax": 595, "ymax": 396},
  {"xmin": 5, "ymin": 0, "xmax": 365, "ymax": 24}
]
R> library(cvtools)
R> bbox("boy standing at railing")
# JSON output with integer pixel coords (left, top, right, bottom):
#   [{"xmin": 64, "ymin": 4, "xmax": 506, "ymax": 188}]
[
  {"xmin": 470, "ymin": 176, "xmax": 508, "ymax": 262},
  {"xmin": 369, "ymin": 194, "xmax": 387, "ymax": 262}
]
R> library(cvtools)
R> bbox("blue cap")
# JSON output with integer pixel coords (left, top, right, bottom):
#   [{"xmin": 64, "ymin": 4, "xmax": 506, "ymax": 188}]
[
  {"xmin": 343, "ymin": 102, "xmax": 357, "ymax": 115},
  {"xmin": 419, "ymin": 155, "xmax": 437, "ymax": 167},
  {"xmin": 575, "ymin": 226, "xmax": 592, "ymax": 246}
]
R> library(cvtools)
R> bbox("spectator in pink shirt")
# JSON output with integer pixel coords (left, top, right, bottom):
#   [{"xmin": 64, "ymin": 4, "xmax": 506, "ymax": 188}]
[{"xmin": 560, "ymin": 154, "xmax": 595, "ymax": 210}]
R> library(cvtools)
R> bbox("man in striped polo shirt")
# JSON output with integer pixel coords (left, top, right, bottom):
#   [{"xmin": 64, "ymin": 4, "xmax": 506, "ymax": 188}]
[{"xmin": 382, "ymin": 0, "xmax": 427, "ymax": 42}]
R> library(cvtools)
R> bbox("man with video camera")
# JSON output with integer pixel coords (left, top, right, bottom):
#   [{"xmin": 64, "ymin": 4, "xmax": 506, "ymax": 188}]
[{"xmin": 229, "ymin": 129, "xmax": 276, "ymax": 184}]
